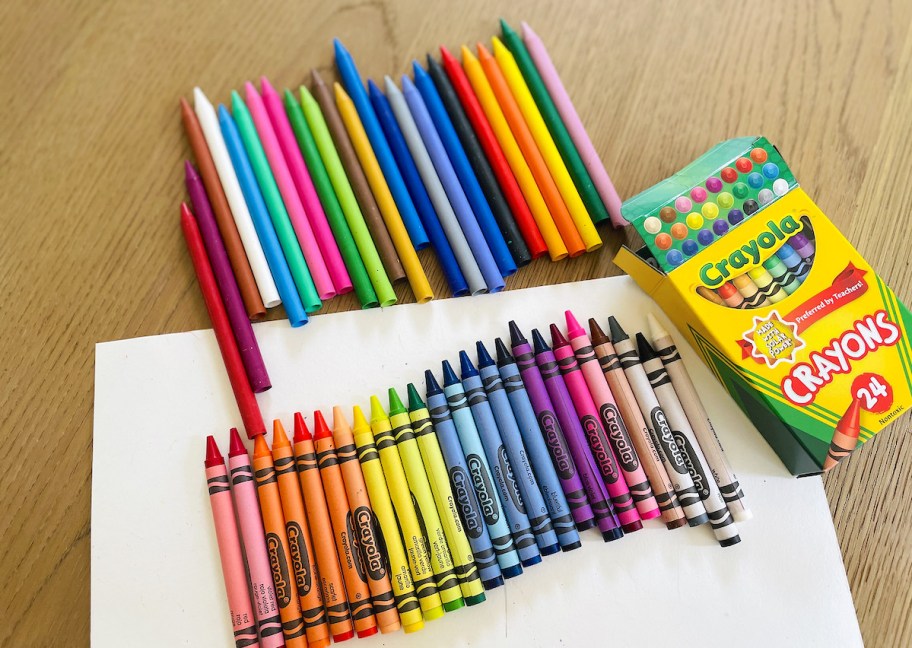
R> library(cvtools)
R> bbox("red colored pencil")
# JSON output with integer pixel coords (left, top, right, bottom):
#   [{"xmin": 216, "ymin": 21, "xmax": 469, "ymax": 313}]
[
  {"xmin": 439, "ymin": 46, "xmax": 548, "ymax": 259},
  {"xmin": 180, "ymin": 203, "xmax": 265, "ymax": 437}
]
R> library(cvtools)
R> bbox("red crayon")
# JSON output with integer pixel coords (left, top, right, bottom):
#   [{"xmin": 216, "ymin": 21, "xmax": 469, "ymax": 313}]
[{"xmin": 824, "ymin": 397, "xmax": 862, "ymax": 470}]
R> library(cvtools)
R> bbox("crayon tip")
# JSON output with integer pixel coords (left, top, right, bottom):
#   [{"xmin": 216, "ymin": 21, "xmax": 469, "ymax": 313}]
[
  {"xmin": 549, "ymin": 323, "xmax": 569, "ymax": 348},
  {"xmin": 646, "ymin": 313, "xmax": 668, "ymax": 341},
  {"xmin": 184, "ymin": 160, "xmax": 199, "ymax": 181},
  {"xmin": 476, "ymin": 42, "xmax": 491, "ymax": 60},
  {"xmin": 383, "ymin": 75, "xmax": 399, "ymax": 95},
  {"xmin": 370, "ymin": 395, "xmax": 387, "ymax": 422},
  {"xmin": 400, "ymin": 74, "xmax": 416, "ymax": 93},
  {"xmin": 607, "ymin": 316, "xmax": 629, "ymax": 343},
  {"xmin": 407, "ymin": 383, "xmax": 425, "ymax": 411},
  {"xmin": 589, "ymin": 318, "xmax": 608, "ymax": 345},
  {"xmin": 837, "ymin": 396, "xmax": 862, "ymax": 438},
  {"xmin": 367, "ymin": 78, "xmax": 382, "ymax": 98},
  {"xmin": 494, "ymin": 338, "xmax": 514, "ymax": 367},
  {"xmin": 333, "ymin": 82, "xmax": 349, "ymax": 102},
  {"xmin": 476, "ymin": 341, "xmax": 495, "ymax": 368},
  {"xmin": 388, "ymin": 387, "xmax": 406, "ymax": 415},
  {"xmin": 520, "ymin": 21, "xmax": 535, "ymax": 39},
  {"xmin": 331, "ymin": 405, "xmax": 348, "ymax": 432},
  {"xmin": 333, "ymin": 38, "xmax": 347, "ymax": 58},
  {"xmin": 426, "ymin": 53, "xmax": 436, "ymax": 70},
  {"xmin": 531, "ymin": 328, "xmax": 550, "ymax": 354},
  {"xmin": 205, "ymin": 435, "xmax": 224, "ymax": 467},
  {"xmin": 230, "ymin": 90, "xmax": 245, "ymax": 111},
  {"xmin": 293, "ymin": 412, "xmax": 312, "ymax": 442},
  {"xmin": 272, "ymin": 419, "xmax": 291, "ymax": 448},
  {"xmin": 192, "ymin": 86, "xmax": 210, "ymax": 108},
  {"xmin": 228, "ymin": 428, "xmax": 247, "ymax": 457},
  {"xmin": 411, "ymin": 60, "xmax": 427, "ymax": 80},
  {"xmin": 424, "ymin": 369, "xmax": 443, "ymax": 395},
  {"xmin": 352, "ymin": 405, "xmax": 370, "ymax": 431},
  {"xmin": 310, "ymin": 69, "xmax": 325, "ymax": 87},
  {"xmin": 216, "ymin": 103, "xmax": 230, "ymax": 122},
  {"xmin": 282, "ymin": 87, "xmax": 296, "ymax": 104},
  {"xmin": 243, "ymin": 80, "xmax": 259, "ymax": 99},
  {"xmin": 441, "ymin": 360, "xmax": 460, "ymax": 386},
  {"xmin": 180, "ymin": 201, "xmax": 194, "ymax": 221},
  {"xmin": 508, "ymin": 320, "xmax": 528, "ymax": 347},
  {"xmin": 564, "ymin": 310, "xmax": 585, "ymax": 338},
  {"xmin": 636, "ymin": 332, "xmax": 657, "ymax": 361},
  {"xmin": 313, "ymin": 410, "xmax": 333, "ymax": 440},
  {"xmin": 179, "ymin": 95, "xmax": 192, "ymax": 116},
  {"xmin": 491, "ymin": 36, "xmax": 509, "ymax": 58},
  {"xmin": 459, "ymin": 350, "xmax": 478, "ymax": 377},
  {"xmin": 461, "ymin": 44, "xmax": 475, "ymax": 62},
  {"xmin": 260, "ymin": 76, "xmax": 276, "ymax": 95},
  {"xmin": 499, "ymin": 18, "xmax": 513, "ymax": 36},
  {"xmin": 439, "ymin": 44, "xmax": 455, "ymax": 62},
  {"xmin": 253, "ymin": 434, "xmax": 271, "ymax": 458}
]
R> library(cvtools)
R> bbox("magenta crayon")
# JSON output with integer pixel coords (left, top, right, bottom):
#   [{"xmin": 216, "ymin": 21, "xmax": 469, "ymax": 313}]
[{"xmin": 205, "ymin": 436, "xmax": 259, "ymax": 648}]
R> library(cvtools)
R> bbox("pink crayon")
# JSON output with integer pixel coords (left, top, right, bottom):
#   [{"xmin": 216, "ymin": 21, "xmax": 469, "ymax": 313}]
[
  {"xmin": 551, "ymin": 325, "xmax": 642, "ymax": 532},
  {"xmin": 227, "ymin": 428, "xmax": 285, "ymax": 648},
  {"xmin": 244, "ymin": 81, "xmax": 336, "ymax": 299},
  {"xmin": 260, "ymin": 77, "xmax": 353, "ymax": 295},
  {"xmin": 565, "ymin": 311, "xmax": 661, "ymax": 521},
  {"xmin": 205, "ymin": 435, "xmax": 260, "ymax": 648}
]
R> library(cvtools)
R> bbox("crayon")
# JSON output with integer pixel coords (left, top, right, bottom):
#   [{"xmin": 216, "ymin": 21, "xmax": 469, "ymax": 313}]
[
  {"xmin": 439, "ymin": 46, "xmax": 548, "ymax": 259},
  {"xmin": 520, "ymin": 22, "xmax": 625, "ymax": 227},
  {"xmin": 187, "ymin": 92, "xmax": 276, "ymax": 312},
  {"xmin": 402, "ymin": 75, "xmax": 506, "ymax": 294},
  {"xmin": 462, "ymin": 46, "xmax": 567, "ymax": 261},
  {"xmin": 385, "ymin": 77, "xmax": 487, "ymax": 295},
  {"xmin": 291, "ymin": 415, "xmax": 356, "ymax": 642},
  {"xmin": 335, "ymin": 83, "xmax": 434, "ymax": 304},
  {"xmin": 696, "ymin": 285, "xmax": 727, "ymax": 306},
  {"xmin": 262, "ymin": 79, "xmax": 352, "ymax": 295},
  {"xmin": 509, "ymin": 322, "xmax": 595, "ymax": 529},
  {"xmin": 589, "ymin": 319, "xmax": 686, "ymax": 529},
  {"xmin": 284, "ymin": 89, "xmax": 378, "ymax": 308},
  {"xmin": 775, "ymin": 243, "xmax": 809, "ymax": 287},
  {"xmin": 310, "ymin": 71, "xmax": 405, "ymax": 286},
  {"xmin": 762, "ymin": 253, "xmax": 801, "ymax": 296},
  {"xmin": 251, "ymin": 435, "xmax": 308, "ymax": 648},
  {"xmin": 440, "ymin": 362, "xmax": 528, "ymax": 574},
  {"xmin": 492, "ymin": 338, "xmax": 581, "ymax": 550},
  {"xmin": 455, "ymin": 355, "xmax": 543, "ymax": 565},
  {"xmin": 531, "ymin": 329, "xmax": 623, "ymax": 540},
  {"xmin": 217, "ymin": 105, "xmax": 308, "ymax": 326},
  {"xmin": 747, "ymin": 266, "xmax": 787, "ymax": 303},
  {"xmin": 637, "ymin": 336, "xmax": 741, "ymax": 546},
  {"xmin": 180, "ymin": 205, "xmax": 266, "ymax": 437},
  {"xmin": 270, "ymin": 421, "xmax": 331, "ymax": 647},
  {"xmin": 227, "ymin": 429, "xmax": 284, "ymax": 648},
  {"xmin": 366, "ymin": 400, "xmax": 445, "ymax": 621},
  {"xmin": 344, "ymin": 407, "xmax": 426, "ymax": 633},
  {"xmin": 607, "ymin": 317, "xmax": 709, "ymax": 526},
  {"xmin": 204, "ymin": 436, "xmax": 259, "ymax": 648},
  {"xmin": 304, "ymin": 413, "xmax": 382, "ymax": 637},
  {"xmin": 550, "ymin": 325, "xmax": 642, "ymax": 532},
  {"xmin": 791, "ymin": 232, "xmax": 816, "ymax": 264},
  {"xmin": 499, "ymin": 20, "xmax": 609, "ymax": 226},
  {"xmin": 717, "ymin": 281, "xmax": 747, "ymax": 309},
  {"xmin": 824, "ymin": 397, "xmax": 862, "ymax": 470},
  {"xmin": 245, "ymin": 82, "xmax": 335, "ymax": 300},
  {"xmin": 476, "ymin": 342, "xmax": 563, "ymax": 553},
  {"xmin": 334, "ymin": 40, "xmax": 429, "ymax": 248},
  {"xmin": 732, "ymin": 274, "xmax": 772, "ymax": 309},
  {"xmin": 408, "ymin": 382, "xmax": 495, "ymax": 599},
  {"xmin": 646, "ymin": 314, "xmax": 751, "ymax": 522},
  {"xmin": 185, "ymin": 163, "xmax": 271, "ymax": 393},
  {"xmin": 424, "ymin": 370, "xmax": 514, "ymax": 585},
  {"xmin": 565, "ymin": 311, "xmax": 660, "ymax": 520},
  {"xmin": 478, "ymin": 42, "xmax": 586, "ymax": 256},
  {"xmin": 229, "ymin": 95, "xmax": 322, "ymax": 313},
  {"xmin": 368, "ymin": 80, "xmax": 469, "ymax": 297},
  {"xmin": 426, "ymin": 54, "xmax": 531, "ymax": 268},
  {"xmin": 387, "ymin": 389, "xmax": 466, "ymax": 611}
]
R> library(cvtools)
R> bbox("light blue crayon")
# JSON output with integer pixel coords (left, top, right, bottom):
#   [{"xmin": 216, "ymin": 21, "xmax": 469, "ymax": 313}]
[{"xmin": 776, "ymin": 243, "xmax": 810, "ymax": 285}]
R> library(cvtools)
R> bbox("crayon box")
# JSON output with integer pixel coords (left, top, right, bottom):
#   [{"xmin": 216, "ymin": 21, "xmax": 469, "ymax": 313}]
[{"xmin": 615, "ymin": 136, "xmax": 912, "ymax": 476}]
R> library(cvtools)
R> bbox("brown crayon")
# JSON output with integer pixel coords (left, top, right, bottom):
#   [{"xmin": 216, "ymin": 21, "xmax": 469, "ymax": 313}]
[
  {"xmin": 696, "ymin": 285, "xmax": 726, "ymax": 306},
  {"xmin": 823, "ymin": 397, "xmax": 862, "ymax": 470}
]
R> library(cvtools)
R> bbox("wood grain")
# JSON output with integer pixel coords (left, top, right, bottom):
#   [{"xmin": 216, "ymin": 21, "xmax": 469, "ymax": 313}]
[{"xmin": 1, "ymin": 0, "xmax": 910, "ymax": 645}]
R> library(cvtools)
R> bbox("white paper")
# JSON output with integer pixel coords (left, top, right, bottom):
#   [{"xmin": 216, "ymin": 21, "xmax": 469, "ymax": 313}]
[{"xmin": 92, "ymin": 277, "xmax": 861, "ymax": 647}]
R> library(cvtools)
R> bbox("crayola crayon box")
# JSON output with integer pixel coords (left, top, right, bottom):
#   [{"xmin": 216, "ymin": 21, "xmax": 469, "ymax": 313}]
[{"xmin": 615, "ymin": 136, "xmax": 912, "ymax": 476}]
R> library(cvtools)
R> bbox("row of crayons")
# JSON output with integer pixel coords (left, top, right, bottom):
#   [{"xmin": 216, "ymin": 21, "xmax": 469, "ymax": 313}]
[{"xmin": 205, "ymin": 312, "xmax": 751, "ymax": 647}]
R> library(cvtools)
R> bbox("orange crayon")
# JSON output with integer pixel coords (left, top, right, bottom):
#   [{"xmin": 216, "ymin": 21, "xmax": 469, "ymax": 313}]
[
  {"xmin": 823, "ymin": 397, "xmax": 862, "ymax": 470},
  {"xmin": 271, "ymin": 420, "xmax": 331, "ymax": 648},
  {"xmin": 292, "ymin": 413, "xmax": 355, "ymax": 643},
  {"xmin": 251, "ymin": 435, "xmax": 308, "ymax": 648}
]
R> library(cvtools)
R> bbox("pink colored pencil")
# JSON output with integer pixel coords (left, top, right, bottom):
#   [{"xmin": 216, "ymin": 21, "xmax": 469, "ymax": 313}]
[
  {"xmin": 565, "ymin": 311, "xmax": 661, "ymax": 520},
  {"xmin": 205, "ymin": 436, "xmax": 259, "ymax": 648},
  {"xmin": 227, "ymin": 428, "xmax": 285, "ymax": 648},
  {"xmin": 244, "ymin": 81, "xmax": 336, "ymax": 299},
  {"xmin": 520, "ymin": 22, "xmax": 626, "ymax": 227},
  {"xmin": 260, "ymin": 77, "xmax": 353, "ymax": 295}
]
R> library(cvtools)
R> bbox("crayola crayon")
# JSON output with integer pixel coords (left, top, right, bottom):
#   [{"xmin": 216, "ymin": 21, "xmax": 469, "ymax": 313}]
[
  {"xmin": 791, "ymin": 232, "xmax": 816, "ymax": 264},
  {"xmin": 271, "ymin": 421, "xmax": 331, "ymax": 647},
  {"xmin": 408, "ymin": 382, "xmax": 496, "ymax": 598},
  {"xmin": 251, "ymin": 435, "xmax": 308, "ymax": 648},
  {"xmin": 824, "ymin": 397, "xmax": 862, "ymax": 470},
  {"xmin": 776, "ymin": 243, "xmax": 808, "ymax": 287},
  {"xmin": 748, "ymin": 266, "xmax": 787, "ymax": 303},
  {"xmin": 607, "ymin": 318, "xmax": 709, "ymax": 526},
  {"xmin": 717, "ymin": 281, "xmax": 747, "ymax": 308},
  {"xmin": 696, "ymin": 285, "xmax": 727, "ymax": 306},
  {"xmin": 565, "ymin": 311, "xmax": 660, "ymax": 521},
  {"xmin": 440, "ymin": 362, "xmax": 527, "ymax": 575},
  {"xmin": 227, "ymin": 430, "xmax": 284, "ymax": 648},
  {"xmin": 762, "ymin": 253, "xmax": 801, "ymax": 295},
  {"xmin": 205, "ymin": 437, "xmax": 259, "ymax": 648},
  {"xmin": 425, "ymin": 371, "xmax": 513, "ymax": 585},
  {"xmin": 291, "ymin": 415, "xmax": 356, "ymax": 642},
  {"xmin": 343, "ymin": 407, "xmax": 425, "ymax": 634},
  {"xmin": 589, "ymin": 320, "xmax": 686, "ymax": 529},
  {"xmin": 456, "ymin": 355, "xmax": 544, "ymax": 565},
  {"xmin": 476, "ymin": 342, "xmax": 562, "ymax": 554},
  {"xmin": 509, "ymin": 323, "xmax": 595, "ymax": 529},
  {"xmin": 732, "ymin": 274, "xmax": 772, "ymax": 309},
  {"xmin": 531, "ymin": 329, "xmax": 623, "ymax": 540},
  {"xmin": 367, "ymin": 400, "xmax": 446, "ymax": 621}
]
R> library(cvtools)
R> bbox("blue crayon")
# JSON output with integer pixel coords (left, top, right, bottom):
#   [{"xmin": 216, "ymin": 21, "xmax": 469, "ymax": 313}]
[
  {"xmin": 367, "ymin": 80, "xmax": 468, "ymax": 297},
  {"xmin": 401, "ymin": 76, "xmax": 505, "ymax": 294},
  {"xmin": 455, "ymin": 354, "xmax": 542, "ymax": 567},
  {"xmin": 475, "ymin": 342, "xmax": 560, "ymax": 556},
  {"xmin": 424, "ymin": 371, "xmax": 507, "ymax": 589},
  {"xmin": 218, "ymin": 106, "xmax": 307, "ymax": 327},
  {"xmin": 493, "ymin": 338, "xmax": 581, "ymax": 551},
  {"xmin": 333, "ymin": 39, "xmax": 429, "ymax": 249},
  {"xmin": 776, "ymin": 243, "xmax": 809, "ymax": 286},
  {"xmin": 412, "ymin": 61, "xmax": 516, "ymax": 278},
  {"xmin": 441, "ymin": 361, "xmax": 525, "ymax": 577}
]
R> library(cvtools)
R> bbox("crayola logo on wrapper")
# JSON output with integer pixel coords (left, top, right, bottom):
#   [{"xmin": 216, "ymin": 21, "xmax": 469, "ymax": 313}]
[
  {"xmin": 599, "ymin": 403, "xmax": 638, "ymax": 473},
  {"xmin": 345, "ymin": 513, "xmax": 368, "ymax": 584},
  {"xmin": 266, "ymin": 532, "xmax": 292, "ymax": 607},
  {"xmin": 699, "ymin": 215, "xmax": 803, "ymax": 287},
  {"xmin": 650, "ymin": 407, "xmax": 688, "ymax": 475},
  {"xmin": 450, "ymin": 466, "xmax": 483, "ymax": 539},
  {"xmin": 538, "ymin": 411, "xmax": 574, "ymax": 479},
  {"xmin": 286, "ymin": 521, "xmax": 312, "ymax": 596},
  {"xmin": 467, "ymin": 454, "xmax": 499, "ymax": 526},
  {"xmin": 498, "ymin": 446, "xmax": 526, "ymax": 513},
  {"xmin": 673, "ymin": 432, "xmax": 711, "ymax": 499},
  {"xmin": 582, "ymin": 414, "xmax": 619, "ymax": 483},
  {"xmin": 353, "ymin": 506, "xmax": 386, "ymax": 581}
]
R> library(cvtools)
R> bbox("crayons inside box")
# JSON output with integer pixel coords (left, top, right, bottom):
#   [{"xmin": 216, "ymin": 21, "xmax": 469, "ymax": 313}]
[{"xmin": 615, "ymin": 136, "xmax": 912, "ymax": 475}]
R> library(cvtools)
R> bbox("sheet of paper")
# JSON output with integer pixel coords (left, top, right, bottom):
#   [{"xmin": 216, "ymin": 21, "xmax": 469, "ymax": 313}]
[{"xmin": 92, "ymin": 277, "xmax": 861, "ymax": 647}]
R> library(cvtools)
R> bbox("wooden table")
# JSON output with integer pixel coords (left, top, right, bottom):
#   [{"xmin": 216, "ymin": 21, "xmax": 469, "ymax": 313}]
[{"xmin": 2, "ymin": 0, "xmax": 911, "ymax": 645}]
